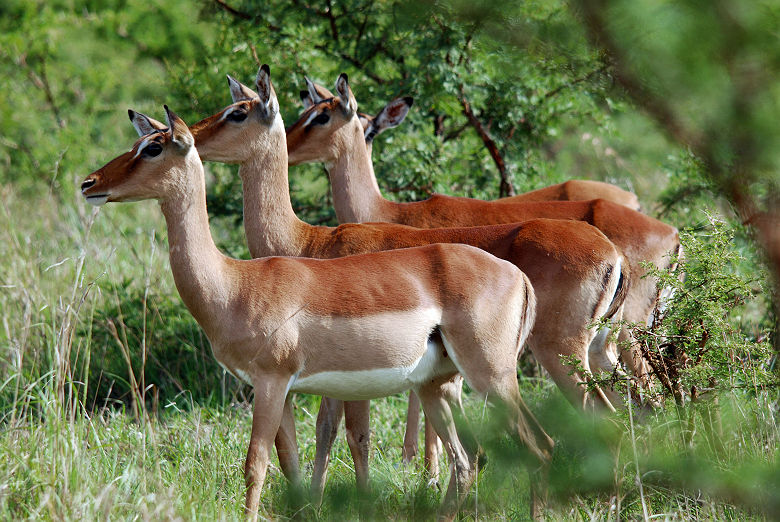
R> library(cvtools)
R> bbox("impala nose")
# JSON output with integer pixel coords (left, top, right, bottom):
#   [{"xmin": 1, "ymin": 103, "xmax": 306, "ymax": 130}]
[{"xmin": 81, "ymin": 178, "xmax": 96, "ymax": 192}]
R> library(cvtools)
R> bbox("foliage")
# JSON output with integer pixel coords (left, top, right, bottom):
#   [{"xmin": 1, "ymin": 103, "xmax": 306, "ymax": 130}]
[
  {"xmin": 165, "ymin": 0, "xmax": 671, "ymax": 229},
  {"xmin": 628, "ymin": 214, "xmax": 774, "ymax": 407},
  {"xmin": 0, "ymin": 0, "xmax": 777, "ymax": 520},
  {"xmin": 0, "ymin": 0, "xmax": 214, "ymax": 201}
]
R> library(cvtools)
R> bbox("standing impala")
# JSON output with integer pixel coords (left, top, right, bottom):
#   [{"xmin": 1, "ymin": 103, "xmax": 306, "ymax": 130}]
[
  {"xmin": 130, "ymin": 67, "xmax": 629, "ymax": 499},
  {"xmin": 287, "ymin": 73, "xmax": 682, "ymax": 393},
  {"xmin": 80, "ymin": 100, "xmax": 550, "ymax": 521},
  {"xmin": 299, "ymin": 78, "xmax": 642, "ymax": 211}
]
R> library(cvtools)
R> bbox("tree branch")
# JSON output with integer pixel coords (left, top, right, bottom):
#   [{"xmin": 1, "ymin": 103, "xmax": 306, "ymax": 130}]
[
  {"xmin": 325, "ymin": 0, "xmax": 339, "ymax": 42},
  {"xmin": 443, "ymin": 122, "xmax": 470, "ymax": 142},
  {"xmin": 213, "ymin": 0, "xmax": 251, "ymax": 20},
  {"xmin": 538, "ymin": 63, "xmax": 609, "ymax": 106},
  {"xmin": 19, "ymin": 54, "xmax": 64, "ymax": 129},
  {"xmin": 457, "ymin": 84, "xmax": 515, "ymax": 197}
]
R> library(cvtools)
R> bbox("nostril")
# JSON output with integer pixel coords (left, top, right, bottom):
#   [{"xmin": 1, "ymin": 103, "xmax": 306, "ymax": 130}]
[{"xmin": 81, "ymin": 178, "xmax": 96, "ymax": 192}]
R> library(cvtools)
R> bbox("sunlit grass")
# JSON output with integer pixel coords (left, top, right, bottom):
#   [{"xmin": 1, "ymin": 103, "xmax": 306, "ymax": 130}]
[{"xmin": 0, "ymin": 185, "xmax": 777, "ymax": 521}]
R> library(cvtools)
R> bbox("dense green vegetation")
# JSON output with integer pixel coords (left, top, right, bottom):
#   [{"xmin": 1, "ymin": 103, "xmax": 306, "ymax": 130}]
[{"xmin": 0, "ymin": 0, "xmax": 776, "ymax": 519}]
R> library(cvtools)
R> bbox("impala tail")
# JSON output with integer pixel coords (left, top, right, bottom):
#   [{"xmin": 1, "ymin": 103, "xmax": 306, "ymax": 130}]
[
  {"xmin": 603, "ymin": 256, "xmax": 630, "ymax": 321},
  {"xmin": 518, "ymin": 271, "xmax": 537, "ymax": 358}
]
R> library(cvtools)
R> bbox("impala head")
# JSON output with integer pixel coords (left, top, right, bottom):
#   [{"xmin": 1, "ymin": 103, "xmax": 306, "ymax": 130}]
[
  {"xmin": 292, "ymin": 76, "xmax": 413, "ymax": 162},
  {"xmin": 190, "ymin": 64, "xmax": 282, "ymax": 164},
  {"xmin": 287, "ymin": 73, "xmax": 362, "ymax": 166},
  {"xmin": 81, "ymin": 106, "xmax": 197, "ymax": 206}
]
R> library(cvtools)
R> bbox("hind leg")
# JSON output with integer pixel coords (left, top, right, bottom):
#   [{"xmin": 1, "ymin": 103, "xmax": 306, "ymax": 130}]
[
  {"xmin": 483, "ymin": 371, "xmax": 555, "ymax": 519},
  {"xmin": 441, "ymin": 332, "xmax": 553, "ymax": 519},
  {"xmin": 530, "ymin": 332, "xmax": 616, "ymax": 412},
  {"xmin": 415, "ymin": 377, "xmax": 477, "ymax": 522}
]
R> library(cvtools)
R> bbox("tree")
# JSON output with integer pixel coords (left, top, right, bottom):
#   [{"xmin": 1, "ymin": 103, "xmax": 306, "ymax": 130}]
[{"xmin": 169, "ymin": 0, "xmax": 630, "ymax": 231}]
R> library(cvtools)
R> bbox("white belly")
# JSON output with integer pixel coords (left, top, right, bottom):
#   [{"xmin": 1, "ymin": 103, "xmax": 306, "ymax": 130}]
[{"xmin": 289, "ymin": 336, "xmax": 456, "ymax": 400}]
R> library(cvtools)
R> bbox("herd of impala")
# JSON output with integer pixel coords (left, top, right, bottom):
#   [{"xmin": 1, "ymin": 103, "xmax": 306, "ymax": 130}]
[{"xmin": 79, "ymin": 64, "xmax": 681, "ymax": 520}]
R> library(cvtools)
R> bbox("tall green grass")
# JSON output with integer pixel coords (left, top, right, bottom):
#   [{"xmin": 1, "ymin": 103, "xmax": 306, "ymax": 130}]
[{"xmin": 0, "ymin": 184, "xmax": 777, "ymax": 520}]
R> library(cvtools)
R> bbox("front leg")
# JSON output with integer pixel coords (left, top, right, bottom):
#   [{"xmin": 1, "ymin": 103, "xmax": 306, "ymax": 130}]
[
  {"xmin": 245, "ymin": 375, "xmax": 291, "ymax": 522},
  {"xmin": 311, "ymin": 397, "xmax": 345, "ymax": 504},
  {"xmin": 344, "ymin": 400, "xmax": 371, "ymax": 495},
  {"xmin": 274, "ymin": 397, "xmax": 301, "ymax": 485}
]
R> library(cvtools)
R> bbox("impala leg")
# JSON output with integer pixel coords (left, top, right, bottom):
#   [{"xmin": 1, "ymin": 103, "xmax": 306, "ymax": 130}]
[
  {"xmin": 444, "ymin": 330, "xmax": 554, "ymax": 519},
  {"xmin": 618, "ymin": 329, "xmax": 652, "ymax": 389},
  {"xmin": 530, "ymin": 332, "xmax": 616, "ymax": 412},
  {"xmin": 274, "ymin": 397, "xmax": 301, "ymax": 485},
  {"xmin": 402, "ymin": 391, "xmax": 421, "ymax": 463},
  {"xmin": 311, "ymin": 397, "xmax": 344, "ymax": 504},
  {"xmin": 245, "ymin": 376, "xmax": 290, "ymax": 522},
  {"xmin": 344, "ymin": 400, "xmax": 371, "ymax": 495},
  {"xmin": 512, "ymin": 392, "xmax": 554, "ymax": 519},
  {"xmin": 483, "ymin": 373, "xmax": 554, "ymax": 520},
  {"xmin": 423, "ymin": 417, "xmax": 441, "ymax": 484},
  {"xmin": 416, "ymin": 378, "xmax": 477, "ymax": 522},
  {"xmin": 425, "ymin": 376, "xmax": 465, "ymax": 486},
  {"xmin": 589, "ymin": 324, "xmax": 630, "ymax": 408}
]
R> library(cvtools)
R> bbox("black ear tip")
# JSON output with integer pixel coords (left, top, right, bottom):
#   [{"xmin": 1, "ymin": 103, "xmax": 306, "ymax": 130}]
[
  {"xmin": 261, "ymin": 64, "xmax": 270, "ymax": 75},
  {"xmin": 404, "ymin": 97, "xmax": 414, "ymax": 107},
  {"xmin": 128, "ymin": 109, "xmax": 135, "ymax": 120},
  {"xmin": 300, "ymin": 90, "xmax": 310, "ymax": 100},
  {"xmin": 226, "ymin": 74, "xmax": 235, "ymax": 84},
  {"xmin": 339, "ymin": 73, "xmax": 349, "ymax": 84}
]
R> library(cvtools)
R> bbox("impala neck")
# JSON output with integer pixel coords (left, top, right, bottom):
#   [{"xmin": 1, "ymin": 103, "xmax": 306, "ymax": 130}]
[
  {"xmin": 240, "ymin": 114, "xmax": 309, "ymax": 258},
  {"xmin": 159, "ymin": 150, "xmax": 230, "ymax": 332},
  {"xmin": 327, "ymin": 123, "xmax": 396, "ymax": 224}
]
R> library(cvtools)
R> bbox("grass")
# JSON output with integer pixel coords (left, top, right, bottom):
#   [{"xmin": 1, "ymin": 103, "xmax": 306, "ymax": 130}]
[{"xmin": 0, "ymin": 183, "xmax": 777, "ymax": 521}]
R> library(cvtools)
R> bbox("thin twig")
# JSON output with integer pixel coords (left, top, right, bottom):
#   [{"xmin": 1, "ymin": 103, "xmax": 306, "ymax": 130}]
[{"xmin": 213, "ymin": 0, "xmax": 251, "ymax": 20}]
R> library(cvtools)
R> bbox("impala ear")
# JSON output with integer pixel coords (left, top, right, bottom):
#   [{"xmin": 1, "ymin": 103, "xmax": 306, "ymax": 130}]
[
  {"xmin": 164, "ymin": 105, "xmax": 194, "ymax": 150},
  {"xmin": 366, "ymin": 97, "xmax": 413, "ymax": 143},
  {"xmin": 128, "ymin": 109, "xmax": 167, "ymax": 136},
  {"xmin": 301, "ymin": 77, "xmax": 334, "ymax": 109},
  {"xmin": 306, "ymin": 76, "xmax": 333, "ymax": 101},
  {"xmin": 227, "ymin": 74, "xmax": 258, "ymax": 102},
  {"xmin": 255, "ymin": 64, "xmax": 279, "ymax": 121},
  {"xmin": 227, "ymin": 74, "xmax": 257, "ymax": 103},
  {"xmin": 334, "ymin": 73, "xmax": 357, "ymax": 117},
  {"xmin": 300, "ymin": 89, "xmax": 314, "ymax": 109}
]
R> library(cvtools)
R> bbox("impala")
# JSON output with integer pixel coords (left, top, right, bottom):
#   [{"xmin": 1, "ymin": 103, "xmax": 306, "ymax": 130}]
[
  {"xmin": 126, "ymin": 67, "xmax": 630, "ymax": 499},
  {"xmin": 287, "ymin": 74, "xmax": 682, "ymax": 394},
  {"xmin": 80, "ymin": 99, "xmax": 550, "ymax": 520},
  {"xmin": 299, "ymin": 77, "xmax": 642, "ymax": 211}
]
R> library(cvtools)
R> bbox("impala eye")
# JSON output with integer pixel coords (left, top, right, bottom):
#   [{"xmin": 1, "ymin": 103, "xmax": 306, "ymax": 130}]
[
  {"xmin": 312, "ymin": 113, "xmax": 330, "ymax": 125},
  {"xmin": 144, "ymin": 143, "xmax": 163, "ymax": 157},
  {"xmin": 226, "ymin": 110, "xmax": 248, "ymax": 122}
]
